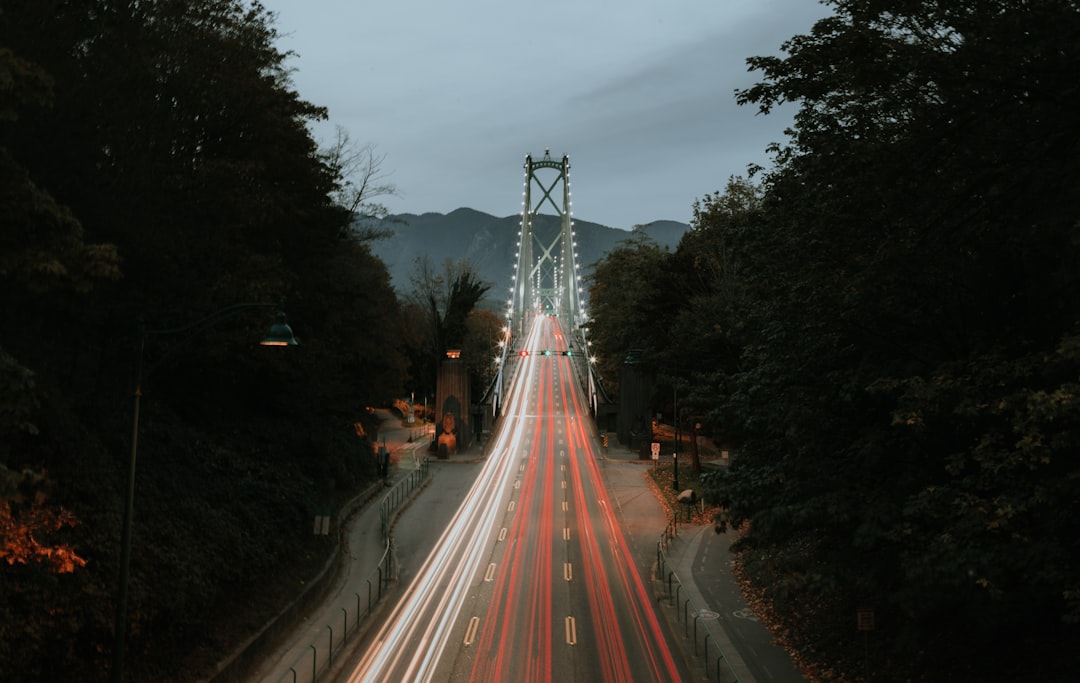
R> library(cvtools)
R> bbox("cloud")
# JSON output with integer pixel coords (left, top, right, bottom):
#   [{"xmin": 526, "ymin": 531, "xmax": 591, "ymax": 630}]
[{"xmin": 264, "ymin": 0, "xmax": 832, "ymax": 227}]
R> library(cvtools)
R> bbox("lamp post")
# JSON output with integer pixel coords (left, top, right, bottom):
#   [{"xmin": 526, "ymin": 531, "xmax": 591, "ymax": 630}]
[
  {"xmin": 111, "ymin": 303, "xmax": 297, "ymax": 683},
  {"xmin": 673, "ymin": 374, "xmax": 679, "ymax": 491}
]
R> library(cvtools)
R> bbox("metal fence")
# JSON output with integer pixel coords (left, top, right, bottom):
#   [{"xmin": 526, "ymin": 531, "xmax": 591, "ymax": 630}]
[
  {"xmin": 274, "ymin": 459, "xmax": 431, "ymax": 683},
  {"xmin": 656, "ymin": 518, "xmax": 742, "ymax": 683}
]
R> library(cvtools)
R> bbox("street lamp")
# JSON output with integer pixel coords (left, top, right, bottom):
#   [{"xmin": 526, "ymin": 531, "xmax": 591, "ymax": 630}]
[
  {"xmin": 111, "ymin": 303, "xmax": 297, "ymax": 683},
  {"xmin": 673, "ymin": 374, "xmax": 679, "ymax": 491}
]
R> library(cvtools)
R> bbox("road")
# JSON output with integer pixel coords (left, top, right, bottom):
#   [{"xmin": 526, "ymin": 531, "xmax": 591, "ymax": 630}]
[{"xmin": 341, "ymin": 315, "xmax": 686, "ymax": 682}]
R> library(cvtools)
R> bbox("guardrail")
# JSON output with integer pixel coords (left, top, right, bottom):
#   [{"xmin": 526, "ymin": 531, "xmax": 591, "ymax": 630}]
[
  {"xmin": 274, "ymin": 458, "xmax": 431, "ymax": 683},
  {"xmin": 656, "ymin": 519, "xmax": 742, "ymax": 683}
]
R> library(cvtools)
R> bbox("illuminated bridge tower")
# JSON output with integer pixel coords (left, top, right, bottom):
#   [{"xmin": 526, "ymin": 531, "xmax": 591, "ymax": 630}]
[
  {"xmin": 511, "ymin": 149, "xmax": 586, "ymax": 336},
  {"xmin": 489, "ymin": 150, "xmax": 599, "ymax": 419}
]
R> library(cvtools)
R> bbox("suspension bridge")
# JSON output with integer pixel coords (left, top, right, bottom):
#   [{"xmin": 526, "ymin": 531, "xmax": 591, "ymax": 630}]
[{"xmin": 489, "ymin": 149, "xmax": 607, "ymax": 421}]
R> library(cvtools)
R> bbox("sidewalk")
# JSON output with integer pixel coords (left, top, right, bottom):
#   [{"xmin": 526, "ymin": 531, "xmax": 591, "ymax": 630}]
[
  {"xmin": 601, "ymin": 437, "xmax": 805, "ymax": 683},
  {"xmin": 211, "ymin": 411, "xmax": 484, "ymax": 683}
]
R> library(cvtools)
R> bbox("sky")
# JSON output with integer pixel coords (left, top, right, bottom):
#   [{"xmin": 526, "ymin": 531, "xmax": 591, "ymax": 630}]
[{"xmin": 259, "ymin": 0, "xmax": 833, "ymax": 230}]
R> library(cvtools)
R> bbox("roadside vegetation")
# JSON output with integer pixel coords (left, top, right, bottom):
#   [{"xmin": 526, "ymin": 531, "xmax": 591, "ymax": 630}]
[
  {"xmin": 589, "ymin": 2, "xmax": 1080, "ymax": 680},
  {"xmin": 3, "ymin": 1, "xmax": 1078, "ymax": 681},
  {"xmin": 0, "ymin": 1, "xmax": 466, "ymax": 679}
]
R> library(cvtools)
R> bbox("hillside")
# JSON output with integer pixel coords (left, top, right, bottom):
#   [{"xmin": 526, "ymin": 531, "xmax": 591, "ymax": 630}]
[{"xmin": 366, "ymin": 208, "xmax": 689, "ymax": 296}]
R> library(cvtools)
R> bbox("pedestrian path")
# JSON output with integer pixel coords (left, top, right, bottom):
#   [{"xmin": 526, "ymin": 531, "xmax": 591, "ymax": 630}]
[
  {"xmin": 601, "ymin": 438, "xmax": 803, "ymax": 682},
  {"xmin": 204, "ymin": 410, "xmax": 438, "ymax": 683},
  {"xmin": 244, "ymin": 436, "xmax": 431, "ymax": 683},
  {"xmin": 656, "ymin": 524, "xmax": 757, "ymax": 682}
]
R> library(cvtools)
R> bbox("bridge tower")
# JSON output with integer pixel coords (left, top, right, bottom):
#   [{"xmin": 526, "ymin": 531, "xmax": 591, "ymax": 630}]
[
  {"xmin": 511, "ymin": 149, "xmax": 585, "ymax": 336},
  {"xmin": 489, "ymin": 150, "xmax": 603, "ymax": 421}
]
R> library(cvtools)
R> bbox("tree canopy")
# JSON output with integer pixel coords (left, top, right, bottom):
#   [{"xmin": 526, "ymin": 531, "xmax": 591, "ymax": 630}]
[
  {"xmin": 587, "ymin": 1, "xmax": 1080, "ymax": 678},
  {"xmin": 0, "ymin": 1, "xmax": 406, "ymax": 679},
  {"xmin": 404, "ymin": 255, "xmax": 494, "ymax": 399}
]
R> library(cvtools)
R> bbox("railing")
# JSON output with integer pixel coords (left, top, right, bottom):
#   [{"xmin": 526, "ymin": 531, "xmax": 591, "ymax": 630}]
[
  {"xmin": 655, "ymin": 518, "xmax": 742, "ymax": 683},
  {"xmin": 274, "ymin": 458, "xmax": 431, "ymax": 683}
]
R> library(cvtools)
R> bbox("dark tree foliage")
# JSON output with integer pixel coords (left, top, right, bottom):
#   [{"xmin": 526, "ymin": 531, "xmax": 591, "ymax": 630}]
[
  {"xmin": 442, "ymin": 268, "xmax": 491, "ymax": 351},
  {"xmin": 588, "ymin": 1, "xmax": 1080, "ymax": 679},
  {"xmin": 404, "ymin": 257, "xmax": 493, "ymax": 399},
  {"xmin": 664, "ymin": 178, "xmax": 765, "ymax": 449},
  {"xmin": 584, "ymin": 230, "xmax": 673, "ymax": 395},
  {"xmin": 463, "ymin": 307, "xmax": 505, "ymax": 399},
  {"xmin": 0, "ymin": 1, "xmax": 405, "ymax": 680}
]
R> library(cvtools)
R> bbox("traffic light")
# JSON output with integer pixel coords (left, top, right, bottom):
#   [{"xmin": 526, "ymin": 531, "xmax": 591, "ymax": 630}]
[
  {"xmin": 519, "ymin": 349, "xmax": 529, "ymax": 357},
  {"xmin": 542, "ymin": 349, "xmax": 551, "ymax": 356},
  {"xmin": 562, "ymin": 350, "xmax": 573, "ymax": 356}
]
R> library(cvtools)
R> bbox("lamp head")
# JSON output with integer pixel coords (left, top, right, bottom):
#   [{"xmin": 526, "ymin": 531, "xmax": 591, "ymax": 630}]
[{"xmin": 261, "ymin": 311, "xmax": 299, "ymax": 346}]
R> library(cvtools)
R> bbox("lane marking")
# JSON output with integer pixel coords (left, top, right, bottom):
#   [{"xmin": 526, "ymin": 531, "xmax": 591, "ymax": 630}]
[
  {"xmin": 498, "ymin": 527, "xmax": 507, "ymax": 542},
  {"xmin": 508, "ymin": 500, "xmax": 515, "ymax": 512},
  {"xmin": 563, "ymin": 527, "xmax": 571, "ymax": 541},
  {"xmin": 485, "ymin": 563, "xmax": 497, "ymax": 582},
  {"xmin": 561, "ymin": 480, "xmax": 566, "ymax": 489},
  {"xmin": 464, "ymin": 617, "xmax": 480, "ymax": 646},
  {"xmin": 515, "ymin": 479, "xmax": 521, "ymax": 489},
  {"xmin": 562, "ymin": 501, "xmax": 568, "ymax": 512},
  {"xmin": 564, "ymin": 563, "xmax": 573, "ymax": 581},
  {"xmin": 565, "ymin": 616, "xmax": 577, "ymax": 645}
]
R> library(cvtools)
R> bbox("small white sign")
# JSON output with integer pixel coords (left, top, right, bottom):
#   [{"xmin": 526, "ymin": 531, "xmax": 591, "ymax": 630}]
[{"xmin": 651, "ymin": 442, "xmax": 660, "ymax": 459}]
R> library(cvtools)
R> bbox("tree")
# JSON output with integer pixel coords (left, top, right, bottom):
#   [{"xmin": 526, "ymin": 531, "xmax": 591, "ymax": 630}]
[
  {"xmin": 463, "ymin": 308, "xmax": 505, "ymax": 398},
  {"xmin": 322, "ymin": 125, "xmax": 399, "ymax": 239},
  {"xmin": 0, "ymin": 465, "xmax": 86, "ymax": 573},
  {"xmin": 0, "ymin": 40, "xmax": 118, "ymax": 582},
  {"xmin": 670, "ymin": 177, "xmax": 764, "ymax": 448},
  {"xmin": 408, "ymin": 256, "xmax": 491, "ymax": 356},
  {"xmin": 712, "ymin": 1, "xmax": 1080, "ymax": 678},
  {"xmin": 0, "ymin": 0, "xmax": 411, "ymax": 677},
  {"xmin": 587, "ymin": 1, "xmax": 1080, "ymax": 678},
  {"xmin": 584, "ymin": 230, "xmax": 672, "ymax": 394}
]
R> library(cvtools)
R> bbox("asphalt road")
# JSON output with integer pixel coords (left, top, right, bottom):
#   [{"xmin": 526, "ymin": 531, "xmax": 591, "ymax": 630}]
[{"xmin": 337, "ymin": 316, "xmax": 686, "ymax": 682}]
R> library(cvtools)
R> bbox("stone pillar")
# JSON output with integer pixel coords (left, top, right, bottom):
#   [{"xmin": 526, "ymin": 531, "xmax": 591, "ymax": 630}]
[{"xmin": 435, "ymin": 353, "xmax": 470, "ymax": 458}]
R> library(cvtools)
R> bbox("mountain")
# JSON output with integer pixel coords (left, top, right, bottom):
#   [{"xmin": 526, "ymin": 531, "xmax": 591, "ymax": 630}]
[{"xmin": 367, "ymin": 208, "xmax": 689, "ymax": 298}]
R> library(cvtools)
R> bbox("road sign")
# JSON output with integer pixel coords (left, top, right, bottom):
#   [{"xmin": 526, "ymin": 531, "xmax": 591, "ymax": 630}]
[{"xmin": 651, "ymin": 442, "xmax": 660, "ymax": 459}]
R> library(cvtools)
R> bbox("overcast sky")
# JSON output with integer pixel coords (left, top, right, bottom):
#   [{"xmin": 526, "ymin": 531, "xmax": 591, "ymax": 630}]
[{"xmin": 259, "ymin": 0, "xmax": 832, "ymax": 230}]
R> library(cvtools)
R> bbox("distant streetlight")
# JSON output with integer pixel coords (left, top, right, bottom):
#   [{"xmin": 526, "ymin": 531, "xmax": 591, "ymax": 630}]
[{"xmin": 111, "ymin": 303, "xmax": 297, "ymax": 683}]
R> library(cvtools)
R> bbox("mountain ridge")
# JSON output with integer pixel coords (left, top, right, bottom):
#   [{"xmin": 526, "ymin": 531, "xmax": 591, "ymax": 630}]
[{"xmin": 368, "ymin": 207, "xmax": 689, "ymax": 297}]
